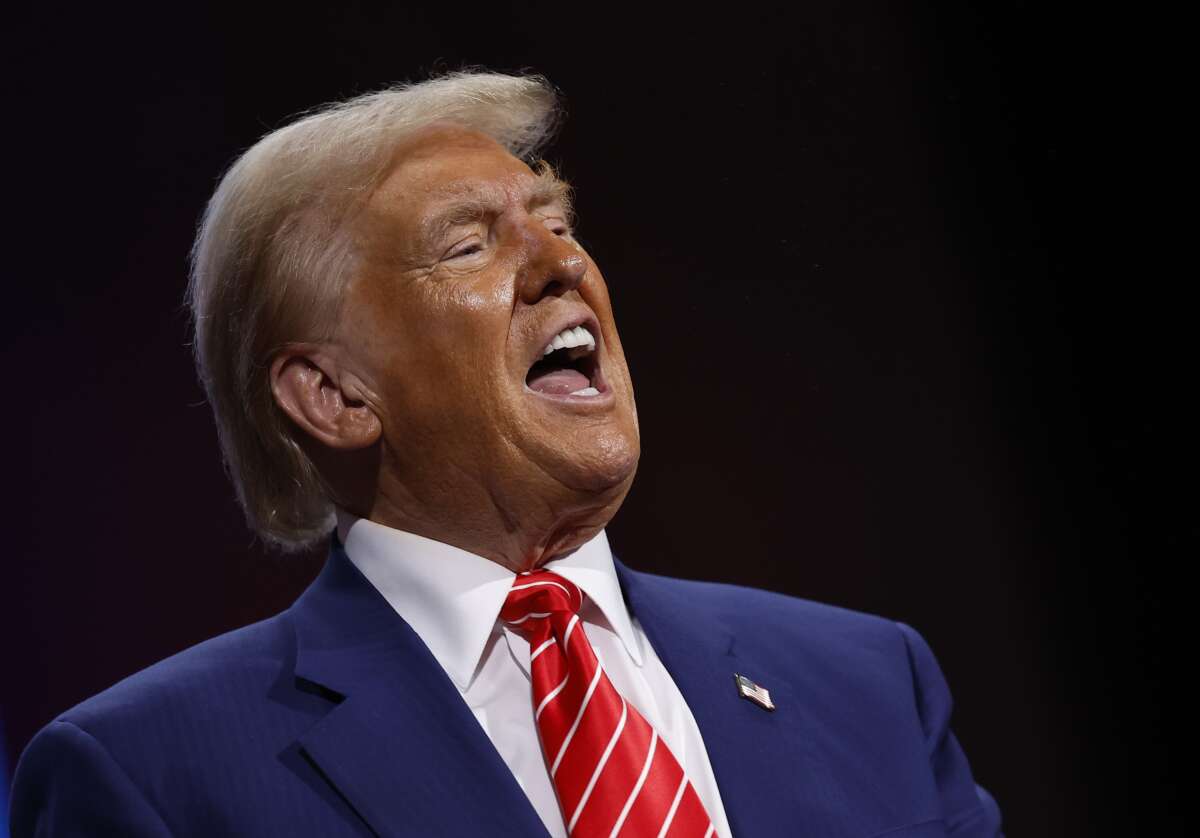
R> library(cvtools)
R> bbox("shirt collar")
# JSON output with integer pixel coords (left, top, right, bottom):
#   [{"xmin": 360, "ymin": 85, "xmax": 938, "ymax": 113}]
[{"xmin": 335, "ymin": 511, "xmax": 642, "ymax": 691}]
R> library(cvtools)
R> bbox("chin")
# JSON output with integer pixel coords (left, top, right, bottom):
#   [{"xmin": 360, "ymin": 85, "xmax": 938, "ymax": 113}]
[{"xmin": 559, "ymin": 432, "xmax": 640, "ymax": 496}]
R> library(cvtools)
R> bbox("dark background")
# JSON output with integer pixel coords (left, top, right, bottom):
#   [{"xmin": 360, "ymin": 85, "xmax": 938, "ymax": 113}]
[{"xmin": 3, "ymin": 1, "xmax": 1185, "ymax": 835}]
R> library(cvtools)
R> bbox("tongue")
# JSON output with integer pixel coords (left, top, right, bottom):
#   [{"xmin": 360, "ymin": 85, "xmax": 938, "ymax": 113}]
[{"xmin": 527, "ymin": 366, "xmax": 591, "ymax": 395}]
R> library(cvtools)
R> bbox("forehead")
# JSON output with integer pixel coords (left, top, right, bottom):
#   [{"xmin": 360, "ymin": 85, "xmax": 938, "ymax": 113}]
[{"xmin": 370, "ymin": 124, "xmax": 539, "ymax": 214}]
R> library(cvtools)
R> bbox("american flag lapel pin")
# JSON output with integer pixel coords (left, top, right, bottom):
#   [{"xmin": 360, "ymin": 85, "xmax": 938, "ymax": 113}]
[{"xmin": 734, "ymin": 673, "xmax": 776, "ymax": 711}]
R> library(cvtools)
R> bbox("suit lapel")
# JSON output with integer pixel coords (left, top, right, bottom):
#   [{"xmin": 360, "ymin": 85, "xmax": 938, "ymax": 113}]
[
  {"xmin": 614, "ymin": 558, "xmax": 814, "ymax": 837},
  {"xmin": 287, "ymin": 543, "xmax": 549, "ymax": 838}
]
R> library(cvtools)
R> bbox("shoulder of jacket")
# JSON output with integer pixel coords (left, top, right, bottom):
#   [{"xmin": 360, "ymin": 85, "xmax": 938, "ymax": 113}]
[
  {"xmin": 55, "ymin": 611, "xmax": 292, "ymax": 734},
  {"xmin": 625, "ymin": 566, "xmax": 903, "ymax": 644}
]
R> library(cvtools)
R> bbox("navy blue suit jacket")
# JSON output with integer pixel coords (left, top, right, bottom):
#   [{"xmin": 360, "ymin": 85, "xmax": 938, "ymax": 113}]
[{"xmin": 12, "ymin": 543, "xmax": 1003, "ymax": 836}]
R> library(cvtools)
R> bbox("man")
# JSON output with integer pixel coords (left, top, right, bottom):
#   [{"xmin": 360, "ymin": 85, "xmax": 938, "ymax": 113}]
[{"xmin": 11, "ymin": 72, "xmax": 1003, "ymax": 837}]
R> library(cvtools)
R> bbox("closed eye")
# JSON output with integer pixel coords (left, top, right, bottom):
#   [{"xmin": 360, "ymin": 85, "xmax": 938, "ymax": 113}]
[
  {"xmin": 445, "ymin": 238, "xmax": 485, "ymax": 261},
  {"xmin": 544, "ymin": 218, "xmax": 572, "ymax": 238}
]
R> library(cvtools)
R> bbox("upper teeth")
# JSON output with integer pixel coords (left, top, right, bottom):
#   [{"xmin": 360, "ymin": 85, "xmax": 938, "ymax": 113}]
[{"xmin": 543, "ymin": 325, "xmax": 596, "ymax": 355}]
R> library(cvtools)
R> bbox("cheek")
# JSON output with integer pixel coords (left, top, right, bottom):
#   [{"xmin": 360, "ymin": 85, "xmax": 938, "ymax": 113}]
[
  {"xmin": 409, "ymin": 282, "xmax": 515, "ymax": 404},
  {"xmin": 455, "ymin": 281, "xmax": 510, "ymax": 317},
  {"xmin": 442, "ymin": 264, "xmax": 519, "ymax": 357},
  {"xmin": 408, "ymin": 272, "xmax": 501, "ymax": 338}
]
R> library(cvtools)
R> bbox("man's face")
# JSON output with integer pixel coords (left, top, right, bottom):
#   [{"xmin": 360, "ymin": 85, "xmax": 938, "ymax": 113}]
[{"xmin": 335, "ymin": 124, "xmax": 639, "ymax": 541}]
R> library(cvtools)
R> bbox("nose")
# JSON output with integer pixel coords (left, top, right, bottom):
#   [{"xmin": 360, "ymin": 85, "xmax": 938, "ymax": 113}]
[{"xmin": 516, "ymin": 221, "xmax": 587, "ymax": 304}]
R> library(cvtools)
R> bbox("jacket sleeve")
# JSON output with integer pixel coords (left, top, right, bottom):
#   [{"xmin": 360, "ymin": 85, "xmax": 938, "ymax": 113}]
[
  {"xmin": 895, "ymin": 622, "xmax": 1005, "ymax": 838},
  {"xmin": 10, "ymin": 719, "xmax": 173, "ymax": 837}
]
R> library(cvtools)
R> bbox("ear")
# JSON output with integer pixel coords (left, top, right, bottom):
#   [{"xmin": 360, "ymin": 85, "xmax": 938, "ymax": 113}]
[{"xmin": 269, "ymin": 348, "xmax": 382, "ymax": 451}]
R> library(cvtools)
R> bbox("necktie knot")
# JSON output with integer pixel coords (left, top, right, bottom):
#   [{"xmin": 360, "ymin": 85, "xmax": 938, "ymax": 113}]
[{"xmin": 500, "ymin": 571, "xmax": 582, "ymax": 638}]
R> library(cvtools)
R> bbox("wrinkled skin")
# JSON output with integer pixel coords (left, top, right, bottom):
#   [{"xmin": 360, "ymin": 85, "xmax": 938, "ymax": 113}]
[{"xmin": 271, "ymin": 124, "xmax": 640, "ymax": 571}]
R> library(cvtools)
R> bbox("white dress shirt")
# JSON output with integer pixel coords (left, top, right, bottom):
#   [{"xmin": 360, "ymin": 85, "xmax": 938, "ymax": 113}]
[{"xmin": 336, "ymin": 512, "xmax": 733, "ymax": 838}]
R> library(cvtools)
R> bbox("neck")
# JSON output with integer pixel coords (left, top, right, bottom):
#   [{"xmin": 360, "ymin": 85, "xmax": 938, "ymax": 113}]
[{"xmin": 349, "ymin": 469, "xmax": 625, "ymax": 573}]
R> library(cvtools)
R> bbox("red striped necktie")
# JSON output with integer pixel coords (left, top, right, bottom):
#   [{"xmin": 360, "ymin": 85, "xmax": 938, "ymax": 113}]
[{"xmin": 501, "ymin": 569, "xmax": 715, "ymax": 838}]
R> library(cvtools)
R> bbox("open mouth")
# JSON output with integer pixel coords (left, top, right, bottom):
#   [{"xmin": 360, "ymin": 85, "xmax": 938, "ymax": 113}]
[{"xmin": 525, "ymin": 323, "xmax": 606, "ymax": 398}]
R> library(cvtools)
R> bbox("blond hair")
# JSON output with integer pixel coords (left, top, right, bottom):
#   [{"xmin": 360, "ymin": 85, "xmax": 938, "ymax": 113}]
[{"xmin": 187, "ymin": 72, "xmax": 560, "ymax": 550}]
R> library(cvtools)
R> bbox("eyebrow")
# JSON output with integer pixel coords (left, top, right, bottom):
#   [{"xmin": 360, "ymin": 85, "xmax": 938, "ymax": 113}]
[{"xmin": 421, "ymin": 168, "xmax": 575, "ymax": 246}]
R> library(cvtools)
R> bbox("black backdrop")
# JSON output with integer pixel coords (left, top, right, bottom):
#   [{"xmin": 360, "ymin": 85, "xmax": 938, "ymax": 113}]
[{"xmin": 3, "ymin": 2, "xmax": 1185, "ymax": 835}]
